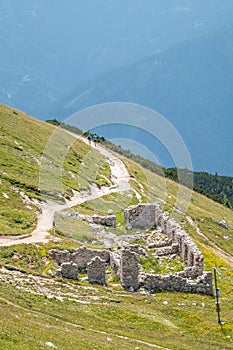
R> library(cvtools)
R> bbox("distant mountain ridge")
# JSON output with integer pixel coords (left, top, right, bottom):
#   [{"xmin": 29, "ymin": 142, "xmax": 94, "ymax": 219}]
[
  {"xmin": 1, "ymin": 0, "xmax": 233, "ymax": 118},
  {"xmin": 54, "ymin": 26, "xmax": 233, "ymax": 175}
]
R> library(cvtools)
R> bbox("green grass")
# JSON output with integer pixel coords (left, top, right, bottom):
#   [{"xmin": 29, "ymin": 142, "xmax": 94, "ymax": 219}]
[
  {"xmin": 140, "ymin": 253, "xmax": 186, "ymax": 274},
  {"xmin": 122, "ymin": 157, "xmax": 168, "ymax": 204},
  {"xmin": 76, "ymin": 146, "xmax": 112, "ymax": 191}
]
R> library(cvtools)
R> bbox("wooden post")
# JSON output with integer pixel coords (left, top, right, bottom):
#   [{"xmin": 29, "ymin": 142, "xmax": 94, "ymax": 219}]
[{"xmin": 214, "ymin": 267, "xmax": 222, "ymax": 325}]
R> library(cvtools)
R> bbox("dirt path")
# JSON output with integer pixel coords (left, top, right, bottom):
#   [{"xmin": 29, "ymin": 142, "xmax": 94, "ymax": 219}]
[{"xmin": 0, "ymin": 133, "xmax": 131, "ymax": 247}]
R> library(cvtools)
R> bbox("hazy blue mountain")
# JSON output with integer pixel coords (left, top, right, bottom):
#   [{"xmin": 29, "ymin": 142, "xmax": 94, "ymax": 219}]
[
  {"xmin": 1, "ymin": 0, "xmax": 233, "ymax": 117},
  {"xmin": 55, "ymin": 27, "xmax": 233, "ymax": 175}
]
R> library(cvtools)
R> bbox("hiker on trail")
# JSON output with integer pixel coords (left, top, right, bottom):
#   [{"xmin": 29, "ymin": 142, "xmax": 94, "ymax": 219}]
[
  {"xmin": 93, "ymin": 133, "xmax": 98, "ymax": 146},
  {"xmin": 87, "ymin": 134, "xmax": 91, "ymax": 145}
]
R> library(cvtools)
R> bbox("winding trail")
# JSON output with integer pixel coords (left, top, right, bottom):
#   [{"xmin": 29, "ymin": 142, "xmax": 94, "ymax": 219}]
[{"xmin": 0, "ymin": 133, "xmax": 131, "ymax": 247}]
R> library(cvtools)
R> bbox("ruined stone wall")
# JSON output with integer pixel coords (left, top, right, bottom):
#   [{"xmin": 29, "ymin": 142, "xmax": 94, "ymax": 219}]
[
  {"xmin": 122, "ymin": 202, "xmax": 212, "ymax": 294},
  {"xmin": 49, "ymin": 246, "xmax": 110, "ymax": 271},
  {"xmin": 71, "ymin": 246, "xmax": 110, "ymax": 271},
  {"xmin": 56, "ymin": 262, "xmax": 78, "ymax": 280},
  {"xmin": 141, "ymin": 271, "xmax": 213, "ymax": 295},
  {"xmin": 171, "ymin": 229, "xmax": 204, "ymax": 274},
  {"xmin": 87, "ymin": 256, "xmax": 106, "ymax": 285},
  {"xmin": 124, "ymin": 203, "xmax": 162, "ymax": 229},
  {"xmin": 120, "ymin": 249, "xmax": 140, "ymax": 291},
  {"xmin": 91, "ymin": 214, "xmax": 116, "ymax": 228},
  {"xmin": 49, "ymin": 250, "xmax": 71, "ymax": 265},
  {"xmin": 148, "ymin": 211, "xmax": 204, "ymax": 275}
]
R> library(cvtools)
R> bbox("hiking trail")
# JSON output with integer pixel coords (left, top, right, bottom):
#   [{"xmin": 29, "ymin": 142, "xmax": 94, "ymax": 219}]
[{"xmin": 0, "ymin": 133, "xmax": 131, "ymax": 247}]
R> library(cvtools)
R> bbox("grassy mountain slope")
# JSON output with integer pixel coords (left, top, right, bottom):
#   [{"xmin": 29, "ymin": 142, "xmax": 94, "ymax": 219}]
[
  {"xmin": 0, "ymin": 164, "xmax": 232, "ymax": 349},
  {"xmin": 0, "ymin": 106, "xmax": 232, "ymax": 349},
  {"xmin": 0, "ymin": 105, "xmax": 110, "ymax": 235}
]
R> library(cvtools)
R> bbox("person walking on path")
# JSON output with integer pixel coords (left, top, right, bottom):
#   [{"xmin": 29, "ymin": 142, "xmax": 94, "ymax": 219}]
[
  {"xmin": 87, "ymin": 134, "xmax": 92, "ymax": 145},
  {"xmin": 93, "ymin": 133, "xmax": 98, "ymax": 147}
]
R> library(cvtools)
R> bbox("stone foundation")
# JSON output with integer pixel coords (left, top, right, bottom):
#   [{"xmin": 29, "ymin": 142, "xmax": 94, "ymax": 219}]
[
  {"xmin": 141, "ymin": 271, "xmax": 212, "ymax": 295},
  {"xmin": 127, "ymin": 245, "xmax": 148, "ymax": 257},
  {"xmin": 154, "ymin": 243, "xmax": 179, "ymax": 257},
  {"xmin": 64, "ymin": 211, "xmax": 116, "ymax": 228}
]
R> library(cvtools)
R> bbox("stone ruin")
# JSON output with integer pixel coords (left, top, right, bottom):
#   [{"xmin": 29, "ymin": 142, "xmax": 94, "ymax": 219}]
[
  {"xmin": 124, "ymin": 203, "xmax": 162, "ymax": 229},
  {"xmin": 49, "ymin": 246, "xmax": 110, "ymax": 271},
  {"xmin": 65, "ymin": 211, "xmax": 116, "ymax": 228},
  {"xmin": 87, "ymin": 256, "xmax": 106, "ymax": 285},
  {"xmin": 49, "ymin": 203, "xmax": 213, "ymax": 295},
  {"xmin": 121, "ymin": 203, "xmax": 212, "ymax": 294},
  {"xmin": 49, "ymin": 246, "xmax": 110, "ymax": 284},
  {"xmin": 90, "ymin": 214, "xmax": 116, "ymax": 228},
  {"xmin": 56, "ymin": 262, "xmax": 78, "ymax": 280},
  {"xmin": 120, "ymin": 249, "xmax": 140, "ymax": 291}
]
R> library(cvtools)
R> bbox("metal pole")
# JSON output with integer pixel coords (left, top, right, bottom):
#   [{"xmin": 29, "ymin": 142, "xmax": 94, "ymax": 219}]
[{"xmin": 214, "ymin": 267, "xmax": 222, "ymax": 325}]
